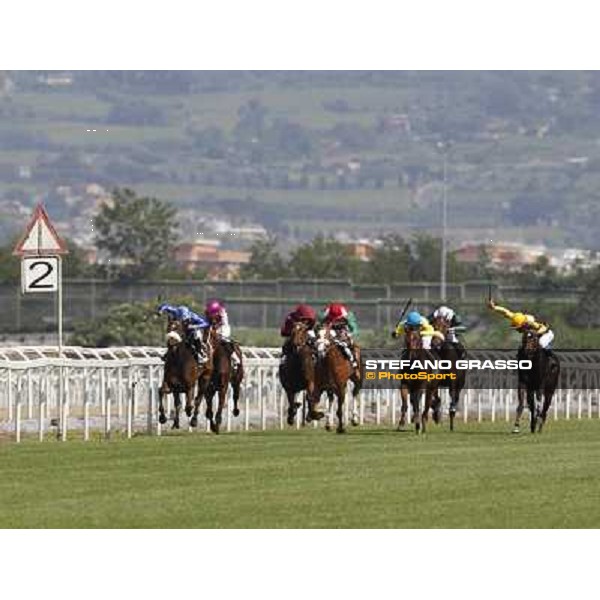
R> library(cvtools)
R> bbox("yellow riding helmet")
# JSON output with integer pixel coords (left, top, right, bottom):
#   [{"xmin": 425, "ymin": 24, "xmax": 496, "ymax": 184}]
[{"xmin": 511, "ymin": 313, "xmax": 527, "ymax": 328}]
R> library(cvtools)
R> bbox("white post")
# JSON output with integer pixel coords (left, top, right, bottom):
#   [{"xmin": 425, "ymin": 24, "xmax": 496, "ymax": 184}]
[
  {"xmin": 127, "ymin": 381, "xmax": 134, "ymax": 439},
  {"xmin": 118, "ymin": 369, "xmax": 124, "ymax": 419},
  {"xmin": 84, "ymin": 399, "xmax": 90, "ymax": 442},
  {"xmin": 57, "ymin": 256, "xmax": 63, "ymax": 353},
  {"xmin": 505, "ymin": 388, "xmax": 511, "ymax": 422},
  {"xmin": 490, "ymin": 388, "xmax": 496, "ymax": 423},
  {"xmin": 147, "ymin": 366, "xmax": 155, "ymax": 436},
  {"xmin": 104, "ymin": 370, "xmax": 111, "ymax": 439},
  {"xmin": 577, "ymin": 391, "xmax": 582, "ymax": 420},
  {"xmin": 566, "ymin": 389, "xmax": 571, "ymax": 420},
  {"xmin": 260, "ymin": 370, "xmax": 266, "ymax": 431},
  {"xmin": 376, "ymin": 392, "xmax": 381, "ymax": 425},
  {"xmin": 8, "ymin": 369, "xmax": 13, "ymax": 422},
  {"xmin": 554, "ymin": 388, "xmax": 559, "ymax": 421},
  {"xmin": 27, "ymin": 369, "xmax": 33, "ymax": 419},
  {"xmin": 587, "ymin": 389, "xmax": 592, "ymax": 419},
  {"xmin": 244, "ymin": 383, "xmax": 250, "ymax": 431},
  {"xmin": 477, "ymin": 391, "xmax": 482, "ymax": 423},
  {"xmin": 463, "ymin": 388, "xmax": 470, "ymax": 423},
  {"xmin": 61, "ymin": 367, "xmax": 68, "ymax": 442},
  {"xmin": 39, "ymin": 399, "xmax": 45, "ymax": 442},
  {"xmin": 391, "ymin": 390, "xmax": 396, "ymax": 426},
  {"xmin": 15, "ymin": 400, "xmax": 22, "ymax": 443},
  {"xmin": 279, "ymin": 390, "xmax": 284, "ymax": 430}
]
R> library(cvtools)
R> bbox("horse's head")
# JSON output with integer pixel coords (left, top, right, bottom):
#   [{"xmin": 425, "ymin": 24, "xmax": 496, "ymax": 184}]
[
  {"xmin": 290, "ymin": 321, "xmax": 310, "ymax": 352},
  {"xmin": 405, "ymin": 327, "xmax": 423, "ymax": 351},
  {"xmin": 165, "ymin": 318, "xmax": 184, "ymax": 347},
  {"xmin": 523, "ymin": 330, "xmax": 540, "ymax": 352},
  {"xmin": 316, "ymin": 326, "xmax": 331, "ymax": 360},
  {"xmin": 431, "ymin": 315, "xmax": 450, "ymax": 337}
]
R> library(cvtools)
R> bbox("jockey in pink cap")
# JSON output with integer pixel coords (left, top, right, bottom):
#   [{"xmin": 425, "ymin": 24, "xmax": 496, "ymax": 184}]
[{"xmin": 205, "ymin": 299, "xmax": 241, "ymax": 368}]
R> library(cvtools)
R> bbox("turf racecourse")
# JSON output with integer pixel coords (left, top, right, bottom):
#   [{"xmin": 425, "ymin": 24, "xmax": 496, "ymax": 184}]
[{"xmin": 1, "ymin": 420, "xmax": 599, "ymax": 528}]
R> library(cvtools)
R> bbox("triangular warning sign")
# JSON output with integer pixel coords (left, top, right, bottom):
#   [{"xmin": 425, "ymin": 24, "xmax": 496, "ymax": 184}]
[{"xmin": 12, "ymin": 203, "xmax": 69, "ymax": 256}]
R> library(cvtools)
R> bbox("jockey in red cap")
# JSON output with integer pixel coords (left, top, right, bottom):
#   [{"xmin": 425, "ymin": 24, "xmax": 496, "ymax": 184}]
[
  {"xmin": 280, "ymin": 303, "xmax": 317, "ymax": 364},
  {"xmin": 204, "ymin": 299, "xmax": 242, "ymax": 368},
  {"xmin": 280, "ymin": 303, "xmax": 317, "ymax": 337},
  {"xmin": 318, "ymin": 302, "xmax": 360, "ymax": 376}
]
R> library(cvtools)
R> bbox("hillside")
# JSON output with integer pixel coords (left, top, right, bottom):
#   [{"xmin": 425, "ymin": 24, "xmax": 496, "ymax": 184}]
[{"xmin": 1, "ymin": 71, "xmax": 600, "ymax": 249}]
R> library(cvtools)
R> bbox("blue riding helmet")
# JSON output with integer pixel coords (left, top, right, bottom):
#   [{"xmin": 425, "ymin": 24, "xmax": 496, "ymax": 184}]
[
  {"xmin": 157, "ymin": 303, "xmax": 170, "ymax": 313},
  {"xmin": 405, "ymin": 311, "xmax": 422, "ymax": 328}
]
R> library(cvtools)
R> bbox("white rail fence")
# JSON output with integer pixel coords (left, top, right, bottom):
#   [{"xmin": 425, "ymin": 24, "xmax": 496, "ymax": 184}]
[{"xmin": 1, "ymin": 346, "xmax": 600, "ymax": 442}]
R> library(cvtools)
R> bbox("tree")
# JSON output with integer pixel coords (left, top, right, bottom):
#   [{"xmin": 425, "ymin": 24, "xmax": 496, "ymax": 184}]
[
  {"xmin": 362, "ymin": 234, "xmax": 411, "ymax": 283},
  {"xmin": 94, "ymin": 188, "xmax": 179, "ymax": 280},
  {"xmin": 239, "ymin": 236, "xmax": 289, "ymax": 279},
  {"xmin": 569, "ymin": 266, "xmax": 600, "ymax": 328},
  {"xmin": 289, "ymin": 235, "xmax": 362, "ymax": 280}
]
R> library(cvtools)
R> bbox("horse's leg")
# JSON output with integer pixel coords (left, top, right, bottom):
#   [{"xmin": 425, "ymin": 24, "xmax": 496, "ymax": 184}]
[
  {"xmin": 205, "ymin": 385, "xmax": 215, "ymax": 426},
  {"xmin": 336, "ymin": 385, "xmax": 347, "ymax": 434},
  {"xmin": 172, "ymin": 391, "xmax": 181, "ymax": 429},
  {"xmin": 539, "ymin": 386, "xmax": 554, "ymax": 433},
  {"xmin": 325, "ymin": 391, "xmax": 334, "ymax": 431},
  {"xmin": 527, "ymin": 389, "xmax": 536, "ymax": 434},
  {"xmin": 411, "ymin": 388, "xmax": 421, "ymax": 434},
  {"xmin": 398, "ymin": 386, "xmax": 408, "ymax": 430},
  {"xmin": 286, "ymin": 388, "xmax": 298, "ymax": 426},
  {"xmin": 231, "ymin": 362, "xmax": 243, "ymax": 417},
  {"xmin": 350, "ymin": 387, "xmax": 360, "ymax": 427},
  {"xmin": 213, "ymin": 373, "xmax": 228, "ymax": 434},
  {"xmin": 449, "ymin": 384, "xmax": 460, "ymax": 432},
  {"xmin": 190, "ymin": 374, "xmax": 208, "ymax": 428},
  {"xmin": 422, "ymin": 386, "xmax": 433, "ymax": 434},
  {"xmin": 513, "ymin": 384, "xmax": 526, "ymax": 433},
  {"xmin": 158, "ymin": 385, "xmax": 168, "ymax": 425}
]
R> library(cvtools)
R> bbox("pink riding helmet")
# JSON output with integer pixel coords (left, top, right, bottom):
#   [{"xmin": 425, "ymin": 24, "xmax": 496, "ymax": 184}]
[{"xmin": 205, "ymin": 300, "xmax": 223, "ymax": 316}]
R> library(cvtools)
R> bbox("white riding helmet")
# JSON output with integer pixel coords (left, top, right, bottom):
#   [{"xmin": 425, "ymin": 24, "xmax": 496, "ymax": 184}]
[{"xmin": 434, "ymin": 305, "xmax": 455, "ymax": 321}]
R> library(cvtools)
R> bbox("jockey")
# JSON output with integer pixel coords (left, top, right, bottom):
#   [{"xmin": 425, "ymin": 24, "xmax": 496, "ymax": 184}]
[
  {"xmin": 488, "ymin": 299, "xmax": 555, "ymax": 353},
  {"xmin": 280, "ymin": 303, "xmax": 317, "ymax": 364},
  {"xmin": 427, "ymin": 304, "xmax": 466, "ymax": 357},
  {"xmin": 318, "ymin": 302, "xmax": 360, "ymax": 370},
  {"xmin": 280, "ymin": 303, "xmax": 317, "ymax": 337},
  {"xmin": 205, "ymin": 299, "xmax": 242, "ymax": 368},
  {"xmin": 393, "ymin": 310, "xmax": 443, "ymax": 350},
  {"xmin": 157, "ymin": 303, "xmax": 210, "ymax": 363}
]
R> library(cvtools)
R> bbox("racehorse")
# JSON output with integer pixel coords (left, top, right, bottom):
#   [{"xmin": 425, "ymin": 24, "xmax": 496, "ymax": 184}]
[
  {"xmin": 203, "ymin": 329, "xmax": 244, "ymax": 434},
  {"xmin": 279, "ymin": 321, "xmax": 319, "ymax": 426},
  {"xmin": 430, "ymin": 315, "xmax": 466, "ymax": 431},
  {"xmin": 397, "ymin": 328, "xmax": 437, "ymax": 434},
  {"xmin": 158, "ymin": 319, "xmax": 214, "ymax": 429},
  {"xmin": 313, "ymin": 326, "xmax": 362, "ymax": 433},
  {"xmin": 514, "ymin": 331, "xmax": 560, "ymax": 433}
]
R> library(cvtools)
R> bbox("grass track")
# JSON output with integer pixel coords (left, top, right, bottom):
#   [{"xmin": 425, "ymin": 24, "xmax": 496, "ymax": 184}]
[{"xmin": 1, "ymin": 420, "xmax": 599, "ymax": 528}]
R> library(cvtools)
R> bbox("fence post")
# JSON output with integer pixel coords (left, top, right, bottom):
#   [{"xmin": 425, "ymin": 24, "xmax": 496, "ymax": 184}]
[
  {"xmin": 147, "ymin": 366, "xmax": 155, "ymax": 436},
  {"xmin": 15, "ymin": 399, "xmax": 21, "ymax": 443}
]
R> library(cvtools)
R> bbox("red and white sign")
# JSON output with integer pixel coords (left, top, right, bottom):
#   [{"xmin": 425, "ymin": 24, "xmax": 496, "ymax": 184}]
[{"xmin": 12, "ymin": 203, "xmax": 69, "ymax": 256}]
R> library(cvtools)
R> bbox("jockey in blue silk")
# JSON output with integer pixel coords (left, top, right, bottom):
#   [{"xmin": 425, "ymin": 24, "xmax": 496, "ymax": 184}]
[{"xmin": 157, "ymin": 303, "xmax": 210, "ymax": 363}]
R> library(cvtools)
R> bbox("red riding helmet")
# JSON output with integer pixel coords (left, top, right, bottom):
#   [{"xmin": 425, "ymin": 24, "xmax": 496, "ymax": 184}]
[
  {"xmin": 326, "ymin": 303, "xmax": 347, "ymax": 321},
  {"xmin": 294, "ymin": 303, "xmax": 316, "ymax": 321}
]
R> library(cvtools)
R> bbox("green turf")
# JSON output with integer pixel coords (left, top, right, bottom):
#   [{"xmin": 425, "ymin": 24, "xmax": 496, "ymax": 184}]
[{"xmin": 1, "ymin": 420, "xmax": 599, "ymax": 528}]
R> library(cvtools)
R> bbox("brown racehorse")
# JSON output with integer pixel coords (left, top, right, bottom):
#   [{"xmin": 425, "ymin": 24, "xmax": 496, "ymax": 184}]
[
  {"xmin": 158, "ymin": 319, "xmax": 214, "ymax": 429},
  {"xmin": 312, "ymin": 326, "xmax": 362, "ymax": 433},
  {"xmin": 430, "ymin": 316, "xmax": 466, "ymax": 431},
  {"xmin": 514, "ymin": 331, "xmax": 560, "ymax": 433},
  {"xmin": 397, "ymin": 328, "xmax": 437, "ymax": 434},
  {"xmin": 279, "ymin": 321, "xmax": 319, "ymax": 426},
  {"xmin": 204, "ymin": 329, "xmax": 244, "ymax": 434}
]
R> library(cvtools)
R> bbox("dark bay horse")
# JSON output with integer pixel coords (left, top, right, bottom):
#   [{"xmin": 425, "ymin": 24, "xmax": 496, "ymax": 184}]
[
  {"xmin": 430, "ymin": 316, "xmax": 466, "ymax": 432},
  {"xmin": 514, "ymin": 331, "xmax": 560, "ymax": 433},
  {"xmin": 158, "ymin": 319, "xmax": 214, "ymax": 429},
  {"xmin": 279, "ymin": 321, "xmax": 318, "ymax": 426},
  {"xmin": 397, "ymin": 328, "xmax": 437, "ymax": 434},
  {"xmin": 313, "ymin": 326, "xmax": 362, "ymax": 433},
  {"xmin": 204, "ymin": 331, "xmax": 244, "ymax": 434}
]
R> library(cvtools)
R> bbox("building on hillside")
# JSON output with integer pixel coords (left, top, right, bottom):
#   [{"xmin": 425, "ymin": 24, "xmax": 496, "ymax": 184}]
[
  {"xmin": 455, "ymin": 241, "xmax": 547, "ymax": 271},
  {"xmin": 345, "ymin": 239, "xmax": 379, "ymax": 262},
  {"xmin": 173, "ymin": 241, "xmax": 251, "ymax": 280}
]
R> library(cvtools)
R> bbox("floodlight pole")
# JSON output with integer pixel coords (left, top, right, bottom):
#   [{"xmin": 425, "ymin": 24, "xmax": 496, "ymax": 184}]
[{"xmin": 440, "ymin": 142, "xmax": 448, "ymax": 302}]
